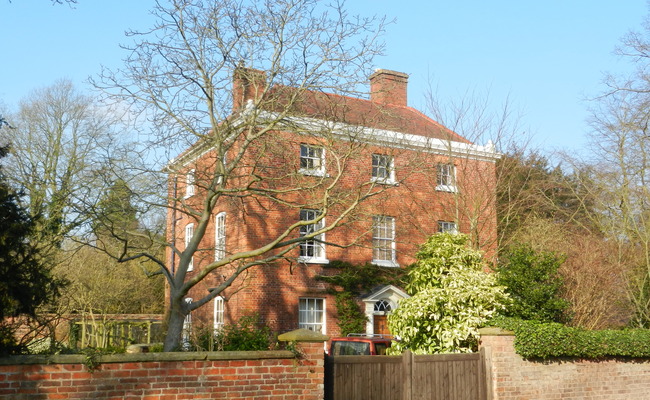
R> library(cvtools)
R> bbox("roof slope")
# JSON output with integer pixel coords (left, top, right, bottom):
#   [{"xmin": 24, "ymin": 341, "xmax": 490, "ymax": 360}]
[
  {"xmin": 264, "ymin": 86, "xmax": 471, "ymax": 144},
  {"xmin": 170, "ymin": 78, "xmax": 476, "ymax": 168}
]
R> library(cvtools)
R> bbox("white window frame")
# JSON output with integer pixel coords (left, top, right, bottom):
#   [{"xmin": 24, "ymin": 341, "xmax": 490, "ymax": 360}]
[
  {"xmin": 216, "ymin": 152, "xmax": 227, "ymax": 185},
  {"xmin": 372, "ymin": 215, "xmax": 397, "ymax": 267},
  {"xmin": 436, "ymin": 163, "xmax": 457, "ymax": 192},
  {"xmin": 299, "ymin": 144, "xmax": 325, "ymax": 176},
  {"xmin": 371, "ymin": 154, "xmax": 395, "ymax": 184},
  {"xmin": 185, "ymin": 223, "xmax": 194, "ymax": 272},
  {"xmin": 438, "ymin": 221, "xmax": 458, "ymax": 234},
  {"xmin": 213, "ymin": 296, "xmax": 225, "ymax": 332},
  {"xmin": 215, "ymin": 212, "xmax": 226, "ymax": 261},
  {"xmin": 298, "ymin": 209, "xmax": 328, "ymax": 263},
  {"xmin": 182, "ymin": 297, "xmax": 193, "ymax": 350},
  {"xmin": 185, "ymin": 169, "xmax": 196, "ymax": 198},
  {"xmin": 299, "ymin": 298, "xmax": 325, "ymax": 333},
  {"xmin": 373, "ymin": 299, "xmax": 392, "ymax": 315}
]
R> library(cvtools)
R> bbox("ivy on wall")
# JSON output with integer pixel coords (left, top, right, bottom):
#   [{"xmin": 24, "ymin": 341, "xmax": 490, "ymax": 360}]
[{"xmin": 317, "ymin": 261, "xmax": 409, "ymax": 336}]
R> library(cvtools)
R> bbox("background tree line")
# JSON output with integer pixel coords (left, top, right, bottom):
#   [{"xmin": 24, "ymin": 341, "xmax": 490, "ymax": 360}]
[{"xmin": 0, "ymin": 82, "xmax": 165, "ymax": 353}]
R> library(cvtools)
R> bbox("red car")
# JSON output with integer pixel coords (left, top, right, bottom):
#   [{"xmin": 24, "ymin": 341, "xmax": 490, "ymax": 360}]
[{"xmin": 328, "ymin": 334, "xmax": 392, "ymax": 356}]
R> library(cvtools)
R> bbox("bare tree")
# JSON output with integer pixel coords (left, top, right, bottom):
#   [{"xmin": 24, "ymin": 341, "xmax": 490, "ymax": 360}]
[
  {"xmin": 420, "ymin": 82, "xmax": 634, "ymax": 328},
  {"xmin": 508, "ymin": 216, "xmax": 629, "ymax": 329},
  {"xmin": 421, "ymin": 85, "xmax": 530, "ymax": 255},
  {"xmin": 93, "ymin": 0, "xmax": 397, "ymax": 350},
  {"xmin": 0, "ymin": 80, "xmax": 124, "ymax": 256},
  {"xmin": 54, "ymin": 246, "xmax": 165, "ymax": 316},
  {"xmin": 557, "ymin": 7, "xmax": 650, "ymax": 325},
  {"xmin": 575, "ymin": 90, "xmax": 650, "ymax": 327},
  {"xmin": 561, "ymin": 6, "xmax": 650, "ymax": 325}
]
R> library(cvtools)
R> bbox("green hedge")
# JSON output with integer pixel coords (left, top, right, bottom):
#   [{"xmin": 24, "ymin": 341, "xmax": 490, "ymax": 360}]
[{"xmin": 489, "ymin": 317, "xmax": 650, "ymax": 359}]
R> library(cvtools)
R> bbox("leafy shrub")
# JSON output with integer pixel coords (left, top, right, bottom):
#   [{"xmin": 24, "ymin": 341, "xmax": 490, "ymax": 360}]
[
  {"xmin": 0, "ymin": 324, "xmax": 23, "ymax": 356},
  {"xmin": 388, "ymin": 233, "xmax": 509, "ymax": 354},
  {"xmin": 27, "ymin": 337, "xmax": 76, "ymax": 355},
  {"xmin": 214, "ymin": 314, "xmax": 273, "ymax": 351},
  {"xmin": 490, "ymin": 316, "xmax": 650, "ymax": 359},
  {"xmin": 148, "ymin": 343, "xmax": 164, "ymax": 352},
  {"xmin": 495, "ymin": 244, "xmax": 570, "ymax": 323}
]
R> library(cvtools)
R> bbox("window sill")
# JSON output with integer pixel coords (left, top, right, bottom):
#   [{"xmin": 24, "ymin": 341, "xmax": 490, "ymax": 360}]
[
  {"xmin": 299, "ymin": 168, "xmax": 327, "ymax": 177},
  {"xmin": 298, "ymin": 257, "xmax": 330, "ymax": 264},
  {"xmin": 372, "ymin": 260, "xmax": 399, "ymax": 268},
  {"xmin": 371, "ymin": 177, "xmax": 398, "ymax": 186},
  {"xmin": 435, "ymin": 185, "xmax": 458, "ymax": 193}
]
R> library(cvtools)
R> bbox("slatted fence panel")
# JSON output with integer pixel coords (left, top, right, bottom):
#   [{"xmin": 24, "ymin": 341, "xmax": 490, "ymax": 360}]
[
  {"xmin": 325, "ymin": 355, "xmax": 403, "ymax": 400},
  {"xmin": 412, "ymin": 353, "xmax": 485, "ymax": 400},
  {"xmin": 325, "ymin": 351, "xmax": 486, "ymax": 400}
]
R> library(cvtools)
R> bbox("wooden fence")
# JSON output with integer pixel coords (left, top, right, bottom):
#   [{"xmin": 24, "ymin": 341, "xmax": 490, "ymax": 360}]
[
  {"xmin": 325, "ymin": 350, "xmax": 487, "ymax": 400},
  {"xmin": 70, "ymin": 315, "xmax": 164, "ymax": 349}
]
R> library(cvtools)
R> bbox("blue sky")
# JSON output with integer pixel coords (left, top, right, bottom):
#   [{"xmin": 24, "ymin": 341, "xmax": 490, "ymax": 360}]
[{"xmin": 1, "ymin": 1, "xmax": 647, "ymax": 154}]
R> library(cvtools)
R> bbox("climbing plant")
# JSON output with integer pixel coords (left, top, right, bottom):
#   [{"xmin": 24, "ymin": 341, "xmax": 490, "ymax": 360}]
[{"xmin": 317, "ymin": 261, "xmax": 409, "ymax": 336}]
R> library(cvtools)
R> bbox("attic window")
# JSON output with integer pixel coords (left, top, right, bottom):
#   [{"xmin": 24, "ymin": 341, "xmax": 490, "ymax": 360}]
[
  {"xmin": 436, "ymin": 164, "xmax": 457, "ymax": 192},
  {"xmin": 371, "ymin": 154, "xmax": 395, "ymax": 184},
  {"xmin": 185, "ymin": 169, "xmax": 196, "ymax": 198},
  {"xmin": 300, "ymin": 144, "xmax": 325, "ymax": 176}
]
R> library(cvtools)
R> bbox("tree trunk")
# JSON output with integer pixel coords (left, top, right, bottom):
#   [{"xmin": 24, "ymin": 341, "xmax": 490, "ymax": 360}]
[{"xmin": 163, "ymin": 297, "xmax": 186, "ymax": 351}]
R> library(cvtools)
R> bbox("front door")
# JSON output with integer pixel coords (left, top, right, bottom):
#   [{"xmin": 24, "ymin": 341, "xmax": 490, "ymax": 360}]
[{"xmin": 373, "ymin": 315, "xmax": 390, "ymax": 336}]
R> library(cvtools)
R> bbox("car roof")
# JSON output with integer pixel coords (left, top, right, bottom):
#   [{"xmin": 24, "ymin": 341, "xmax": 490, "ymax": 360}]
[{"xmin": 331, "ymin": 337, "xmax": 392, "ymax": 343}]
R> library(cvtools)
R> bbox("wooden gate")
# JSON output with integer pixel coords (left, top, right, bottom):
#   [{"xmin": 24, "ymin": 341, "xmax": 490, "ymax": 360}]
[{"xmin": 325, "ymin": 350, "xmax": 487, "ymax": 400}]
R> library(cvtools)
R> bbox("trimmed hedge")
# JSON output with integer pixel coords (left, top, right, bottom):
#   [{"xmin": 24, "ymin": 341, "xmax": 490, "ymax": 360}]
[{"xmin": 490, "ymin": 317, "xmax": 650, "ymax": 359}]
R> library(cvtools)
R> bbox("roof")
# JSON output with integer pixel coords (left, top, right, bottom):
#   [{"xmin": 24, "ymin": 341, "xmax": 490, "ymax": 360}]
[
  {"xmin": 262, "ymin": 86, "xmax": 471, "ymax": 144},
  {"xmin": 361, "ymin": 284, "xmax": 410, "ymax": 302},
  {"xmin": 169, "ymin": 76, "xmax": 484, "ymax": 169}
]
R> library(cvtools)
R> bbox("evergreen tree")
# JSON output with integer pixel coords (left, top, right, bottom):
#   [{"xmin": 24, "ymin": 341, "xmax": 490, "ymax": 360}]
[
  {"xmin": 0, "ymin": 146, "xmax": 65, "ymax": 354},
  {"xmin": 496, "ymin": 243, "xmax": 570, "ymax": 323},
  {"xmin": 93, "ymin": 178, "xmax": 139, "ymax": 241}
]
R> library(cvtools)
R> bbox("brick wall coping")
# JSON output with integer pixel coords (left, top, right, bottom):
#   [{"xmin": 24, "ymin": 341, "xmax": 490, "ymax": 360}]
[
  {"xmin": 277, "ymin": 328, "xmax": 329, "ymax": 342},
  {"xmin": 478, "ymin": 327, "xmax": 514, "ymax": 336},
  {"xmin": 0, "ymin": 350, "xmax": 294, "ymax": 366},
  {"xmin": 37, "ymin": 313, "xmax": 164, "ymax": 320}
]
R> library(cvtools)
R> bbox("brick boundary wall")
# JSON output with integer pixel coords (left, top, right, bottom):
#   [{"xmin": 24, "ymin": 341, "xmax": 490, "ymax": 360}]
[
  {"xmin": 479, "ymin": 328, "xmax": 650, "ymax": 400},
  {"xmin": 0, "ymin": 328, "xmax": 327, "ymax": 400}
]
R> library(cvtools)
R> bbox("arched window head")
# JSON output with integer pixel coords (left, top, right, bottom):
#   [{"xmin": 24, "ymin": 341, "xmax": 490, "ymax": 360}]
[{"xmin": 374, "ymin": 299, "xmax": 392, "ymax": 313}]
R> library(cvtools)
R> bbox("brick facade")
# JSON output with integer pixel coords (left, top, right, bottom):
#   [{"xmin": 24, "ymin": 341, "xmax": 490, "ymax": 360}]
[
  {"xmin": 167, "ymin": 68, "xmax": 500, "ymax": 338},
  {"xmin": 480, "ymin": 330, "xmax": 650, "ymax": 400}
]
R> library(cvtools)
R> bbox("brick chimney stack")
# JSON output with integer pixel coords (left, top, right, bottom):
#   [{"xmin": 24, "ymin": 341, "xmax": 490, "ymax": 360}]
[
  {"xmin": 369, "ymin": 69, "xmax": 409, "ymax": 107},
  {"xmin": 232, "ymin": 67, "xmax": 266, "ymax": 111}
]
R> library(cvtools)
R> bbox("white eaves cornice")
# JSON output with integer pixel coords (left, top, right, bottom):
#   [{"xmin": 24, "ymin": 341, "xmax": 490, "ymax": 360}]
[
  {"xmin": 167, "ymin": 105, "xmax": 502, "ymax": 170},
  {"xmin": 264, "ymin": 111, "xmax": 502, "ymax": 163}
]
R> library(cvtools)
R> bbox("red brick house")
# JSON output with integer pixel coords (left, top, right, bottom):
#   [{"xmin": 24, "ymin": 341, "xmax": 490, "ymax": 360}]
[{"xmin": 167, "ymin": 68, "xmax": 500, "ymax": 340}]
